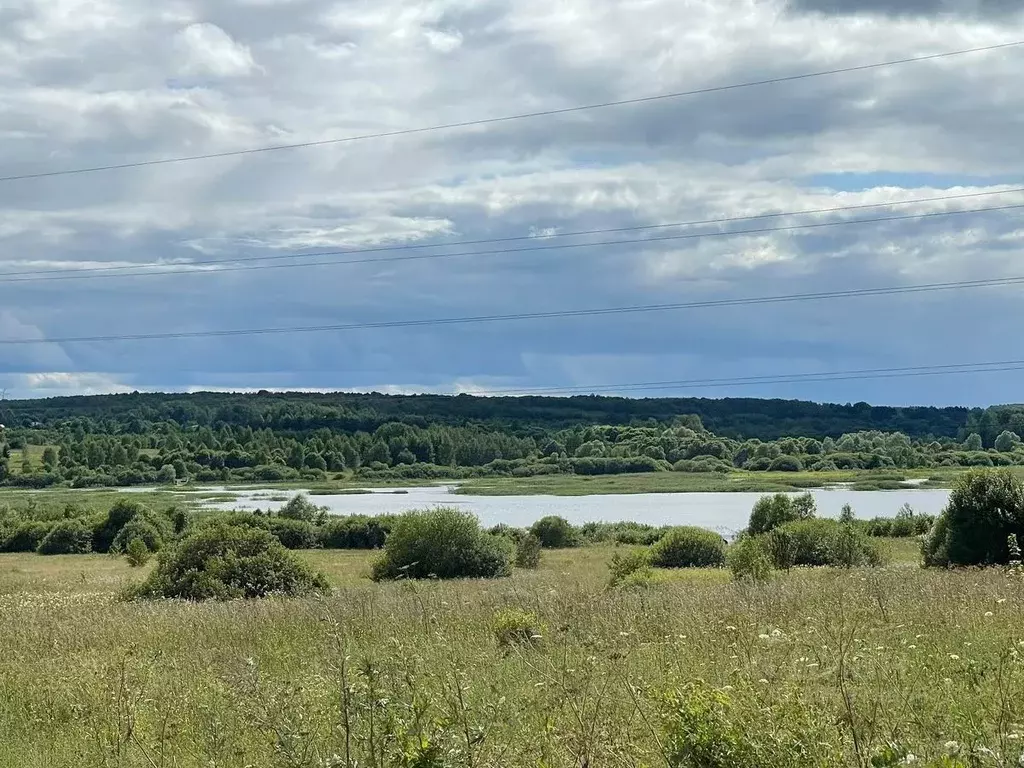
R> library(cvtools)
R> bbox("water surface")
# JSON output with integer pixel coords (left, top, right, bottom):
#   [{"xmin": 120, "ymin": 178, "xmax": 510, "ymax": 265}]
[{"xmin": 201, "ymin": 486, "xmax": 950, "ymax": 537}]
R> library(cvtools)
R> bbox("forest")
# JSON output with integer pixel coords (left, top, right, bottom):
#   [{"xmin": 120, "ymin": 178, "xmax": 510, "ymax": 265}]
[{"xmin": 2, "ymin": 391, "xmax": 1024, "ymax": 487}]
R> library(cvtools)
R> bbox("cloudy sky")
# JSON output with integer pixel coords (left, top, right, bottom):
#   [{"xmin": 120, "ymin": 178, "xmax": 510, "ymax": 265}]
[{"xmin": 1, "ymin": 0, "xmax": 1023, "ymax": 406}]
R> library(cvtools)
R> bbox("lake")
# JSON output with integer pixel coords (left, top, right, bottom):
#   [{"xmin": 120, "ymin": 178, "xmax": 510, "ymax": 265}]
[{"xmin": 200, "ymin": 485, "xmax": 951, "ymax": 537}]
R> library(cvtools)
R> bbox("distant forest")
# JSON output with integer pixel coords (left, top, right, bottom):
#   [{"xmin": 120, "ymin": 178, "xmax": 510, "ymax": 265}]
[
  {"xmin": 1, "ymin": 391, "xmax": 1024, "ymax": 488},
  {"xmin": 0, "ymin": 390, "xmax": 980, "ymax": 439}
]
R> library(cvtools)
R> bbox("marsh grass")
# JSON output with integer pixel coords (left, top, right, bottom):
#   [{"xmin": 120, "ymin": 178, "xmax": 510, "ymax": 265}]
[{"xmin": 0, "ymin": 546, "xmax": 1022, "ymax": 766}]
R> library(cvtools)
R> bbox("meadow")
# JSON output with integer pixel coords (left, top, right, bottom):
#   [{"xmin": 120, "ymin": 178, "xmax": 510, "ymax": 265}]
[{"xmin": 0, "ymin": 538, "xmax": 1021, "ymax": 768}]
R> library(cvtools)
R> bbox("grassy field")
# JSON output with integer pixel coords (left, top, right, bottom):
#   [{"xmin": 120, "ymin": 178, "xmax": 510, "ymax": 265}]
[{"xmin": 0, "ymin": 541, "xmax": 1021, "ymax": 767}]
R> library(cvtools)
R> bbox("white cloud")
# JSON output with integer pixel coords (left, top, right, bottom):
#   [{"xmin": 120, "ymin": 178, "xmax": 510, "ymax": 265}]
[
  {"xmin": 1, "ymin": 0, "xmax": 1023, "ymax": 404},
  {"xmin": 175, "ymin": 22, "xmax": 260, "ymax": 78}
]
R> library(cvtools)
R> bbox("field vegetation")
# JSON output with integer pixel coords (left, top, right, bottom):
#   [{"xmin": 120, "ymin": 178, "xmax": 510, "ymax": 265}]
[{"xmin": 0, "ymin": 453, "xmax": 1022, "ymax": 766}]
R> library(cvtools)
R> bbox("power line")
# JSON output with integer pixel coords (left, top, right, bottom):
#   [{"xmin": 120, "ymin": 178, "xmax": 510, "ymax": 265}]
[
  {"xmin": 4, "ymin": 273, "xmax": 1023, "ymax": 346},
  {"xmin": 1, "ymin": 40, "xmax": 1021, "ymax": 184},
  {"xmin": 482, "ymin": 360, "xmax": 1024, "ymax": 397},
  {"xmin": 4, "ymin": 198, "xmax": 1023, "ymax": 285}
]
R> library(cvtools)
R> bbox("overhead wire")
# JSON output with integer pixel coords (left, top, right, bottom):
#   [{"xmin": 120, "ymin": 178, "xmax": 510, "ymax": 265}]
[
  {"xmin": 3, "ymin": 273, "xmax": 1024, "ymax": 345},
  {"xmin": 0, "ymin": 40, "xmax": 1020, "ymax": 183},
  {"xmin": 3, "ymin": 197, "xmax": 1023, "ymax": 284},
  {"xmin": 479, "ymin": 360, "xmax": 1024, "ymax": 397}
]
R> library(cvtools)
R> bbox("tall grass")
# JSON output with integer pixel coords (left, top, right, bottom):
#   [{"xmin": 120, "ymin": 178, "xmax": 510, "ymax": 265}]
[{"xmin": 0, "ymin": 549, "xmax": 1022, "ymax": 766}]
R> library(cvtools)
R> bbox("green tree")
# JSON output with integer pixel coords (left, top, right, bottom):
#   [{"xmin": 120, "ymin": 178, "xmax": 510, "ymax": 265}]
[
  {"xmin": 41, "ymin": 447, "xmax": 58, "ymax": 470},
  {"xmin": 994, "ymin": 430, "xmax": 1021, "ymax": 452},
  {"xmin": 963, "ymin": 432, "xmax": 984, "ymax": 451},
  {"xmin": 157, "ymin": 464, "xmax": 177, "ymax": 484}
]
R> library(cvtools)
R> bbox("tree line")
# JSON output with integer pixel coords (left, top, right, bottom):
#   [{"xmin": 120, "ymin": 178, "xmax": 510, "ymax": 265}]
[{"xmin": 3, "ymin": 398, "xmax": 1024, "ymax": 487}]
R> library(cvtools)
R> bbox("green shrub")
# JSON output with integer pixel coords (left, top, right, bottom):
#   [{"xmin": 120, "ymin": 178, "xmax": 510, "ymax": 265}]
[
  {"xmin": 829, "ymin": 524, "xmax": 884, "ymax": 568},
  {"xmin": 662, "ymin": 682, "xmax": 827, "ymax": 768},
  {"xmin": 371, "ymin": 507, "xmax": 513, "ymax": 581},
  {"xmin": 608, "ymin": 548, "xmax": 652, "ymax": 586},
  {"xmin": 37, "ymin": 519, "xmax": 93, "ymax": 555},
  {"xmin": 492, "ymin": 608, "xmax": 544, "ymax": 649},
  {"xmin": 129, "ymin": 524, "xmax": 330, "ymax": 601},
  {"xmin": 2, "ymin": 521, "xmax": 53, "ymax": 552},
  {"xmin": 748, "ymin": 493, "xmax": 815, "ymax": 535},
  {"xmin": 765, "ymin": 527, "xmax": 798, "ymax": 570},
  {"xmin": 267, "ymin": 518, "xmax": 320, "ymax": 550},
  {"xmin": 111, "ymin": 517, "xmax": 166, "ymax": 554},
  {"xmin": 922, "ymin": 514, "xmax": 951, "ymax": 568},
  {"xmin": 278, "ymin": 494, "xmax": 324, "ymax": 523},
  {"xmin": 771, "ymin": 519, "xmax": 884, "ymax": 568},
  {"xmin": 727, "ymin": 537, "xmax": 773, "ymax": 582},
  {"xmin": 513, "ymin": 533, "xmax": 542, "ymax": 569},
  {"xmin": 94, "ymin": 500, "xmax": 173, "ymax": 554},
  {"xmin": 768, "ymin": 455, "xmax": 803, "ymax": 472},
  {"xmin": 649, "ymin": 527, "xmax": 725, "ymax": 569},
  {"xmin": 924, "ymin": 469, "xmax": 1024, "ymax": 567},
  {"xmin": 580, "ymin": 521, "xmax": 667, "ymax": 545},
  {"xmin": 319, "ymin": 515, "xmax": 391, "ymax": 549},
  {"xmin": 529, "ymin": 516, "xmax": 578, "ymax": 548},
  {"xmin": 125, "ymin": 537, "xmax": 151, "ymax": 567}
]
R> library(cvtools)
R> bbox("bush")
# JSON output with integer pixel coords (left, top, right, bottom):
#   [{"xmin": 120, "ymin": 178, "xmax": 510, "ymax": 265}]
[
  {"xmin": 492, "ymin": 608, "xmax": 544, "ymax": 649},
  {"xmin": 768, "ymin": 455, "xmax": 803, "ymax": 472},
  {"xmin": 278, "ymin": 494, "xmax": 324, "ymax": 523},
  {"xmin": 125, "ymin": 537, "xmax": 151, "ymax": 567},
  {"xmin": 649, "ymin": 527, "xmax": 725, "ymax": 569},
  {"xmin": 771, "ymin": 519, "xmax": 884, "ymax": 568},
  {"xmin": 924, "ymin": 469, "xmax": 1024, "ymax": 567},
  {"xmin": 37, "ymin": 519, "xmax": 93, "ymax": 555},
  {"xmin": 95, "ymin": 499, "xmax": 160, "ymax": 552},
  {"xmin": 319, "ymin": 515, "xmax": 391, "ymax": 549},
  {"xmin": 662, "ymin": 682, "xmax": 826, "ymax": 768},
  {"xmin": 727, "ymin": 536, "xmax": 773, "ymax": 582},
  {"xmin": 129, "ymin": 524, "xmax": 330, "ymax": 601},
  {"xmin": 111, "ymin": 517, "xmax": 167, "ymax": 554},
  {"xmin": 580, "ymin": 521, "xmax": 667, "ymax": 546},
  {"xmin": 530, "ymin": 516, "xmax": 578, "ymax": 548},
  {"xmin": 2, "ymin": 521, "xmax": 53, "ymax": 552},
  {"xmin": 513, "ymin": 533, "xmax": 542, "ymax": 569},
  {"xmin": 608, "ymin": 548, "xmax": 652, "ymax": 586},
  {"xmin": 371, "ymin": 507, "xmax": 513, "ymax": 581},
  {"xmin": 267, "ymin": 518, "xmax": 321, "ymax": 550},
  {"xmin": 748, "ymin": 493, "xmax": 815, "ymax": 535}
]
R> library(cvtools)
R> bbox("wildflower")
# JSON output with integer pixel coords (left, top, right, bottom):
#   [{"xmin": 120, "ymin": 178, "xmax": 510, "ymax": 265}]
[
  {"xmin": 949, "ymin": 654, "xmax": 960, "ymax": 660},
  {"xmin": 759, "ymin": 634, "xmax": 771, "ymax": 641},
  {"xmin": 998, "ymin": 599, "xmax": 1007, "ymax": 604},
  {"xmin": 725, "ymin": 626, "xmax": 737, "ymax": 631},
  {"xmin": 758, "ymin": 678, "xmax": 769, "ymax": 684},
  {"xmin": 771, "ymin": 629, "xmax": 783, "ymax": 638},
  {"xmin": 944, "ymin": 741, "xmax": 960, "ymax": 753},
  {"xmin": 908, "ymin": 645, "xmax": 917, "ymax": 650},
  {"xmin": 901, "ymin": 753, "xmax": 917, "ymax": 764},
  {"xmin": 985, "ymin": 612, "xmax": 994, "ymax": 617}
]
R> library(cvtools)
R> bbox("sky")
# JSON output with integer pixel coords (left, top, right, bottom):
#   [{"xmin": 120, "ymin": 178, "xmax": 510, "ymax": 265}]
[{"xmin": 1, "ymin": 0, "xmax": 1023, "ymax": 407}]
